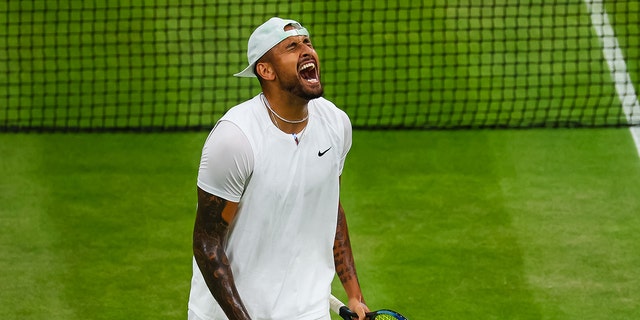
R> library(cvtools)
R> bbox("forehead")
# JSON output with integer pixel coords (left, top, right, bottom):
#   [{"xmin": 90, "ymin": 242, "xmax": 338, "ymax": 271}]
[{"xmin": 272, "ymin": 35, "xmax": 310, "ymax": 50}]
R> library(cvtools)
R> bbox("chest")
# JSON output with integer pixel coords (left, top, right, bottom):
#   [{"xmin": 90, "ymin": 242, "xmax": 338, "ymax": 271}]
[{"xmin": 250, "ymin": 126, "xmax": 341, "ymax": 197}]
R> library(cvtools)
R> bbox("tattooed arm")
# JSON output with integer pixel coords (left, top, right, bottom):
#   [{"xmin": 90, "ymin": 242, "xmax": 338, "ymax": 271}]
[
  {"xmin": 334, "ymin": 200, "xmax": 370, "ymax": 320},
  {"xmin": 193, "ymin": 187, "xmax": 251, "ymax": 320}
]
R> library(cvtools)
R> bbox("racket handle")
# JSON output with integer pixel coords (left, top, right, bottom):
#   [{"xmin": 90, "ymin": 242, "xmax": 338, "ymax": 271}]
[{"xmin": 329, "ymin": 295, "xmax": 357, "ymax": 320}]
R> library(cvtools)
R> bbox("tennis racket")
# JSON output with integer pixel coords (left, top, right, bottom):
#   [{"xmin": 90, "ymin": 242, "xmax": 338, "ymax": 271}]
[{"xmin": 329, "ymin": 295, "xmax": 408, "ymax": 320}]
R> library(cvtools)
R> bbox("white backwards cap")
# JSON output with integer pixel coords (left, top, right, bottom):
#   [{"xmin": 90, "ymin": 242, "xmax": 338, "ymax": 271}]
[{"xmin": 234, "ymin": 17, "xmax": 309, "ymax": 78}]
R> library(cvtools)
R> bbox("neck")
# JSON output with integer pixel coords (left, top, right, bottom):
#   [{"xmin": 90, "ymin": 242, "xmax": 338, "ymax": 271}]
[
  {"xmin": 262, "ymin": 91, "xmax": 309, "ymax": 121},
  {"xmin": 261, "ymin": 93, "xmax": 309, "ymax": 134}
]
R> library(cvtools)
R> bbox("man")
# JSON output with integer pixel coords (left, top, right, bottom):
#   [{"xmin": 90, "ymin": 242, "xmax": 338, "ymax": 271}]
[{"xmin": 188, "ymin": 17, "xmax": 369, "ymax": 320}]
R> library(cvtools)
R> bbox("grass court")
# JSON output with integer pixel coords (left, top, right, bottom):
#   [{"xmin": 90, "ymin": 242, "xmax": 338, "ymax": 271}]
[{"xmin": 1, "ymin": 0, "xmax": 640, "ymax": 319}]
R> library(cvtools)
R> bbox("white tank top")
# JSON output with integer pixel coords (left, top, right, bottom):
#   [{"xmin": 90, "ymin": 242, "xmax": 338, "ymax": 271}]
[{"xmin": 189, "ymin": 94, "xmax": 352, "ymax": 320}]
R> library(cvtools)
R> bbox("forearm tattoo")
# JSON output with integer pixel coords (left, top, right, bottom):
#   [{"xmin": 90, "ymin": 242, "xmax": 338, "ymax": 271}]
[
  {"xmin": 193, "ymin": 188, "xmax": 251, "ymax": 320},
  {"xmin": 333, "ymin": 204, "xmax": 360, "ymax": 287}
]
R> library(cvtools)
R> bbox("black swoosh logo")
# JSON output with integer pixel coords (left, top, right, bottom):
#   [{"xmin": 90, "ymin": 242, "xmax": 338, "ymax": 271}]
[{"xmin": 318, "ymin": 147, "xmax": 331, "ymax": 157}]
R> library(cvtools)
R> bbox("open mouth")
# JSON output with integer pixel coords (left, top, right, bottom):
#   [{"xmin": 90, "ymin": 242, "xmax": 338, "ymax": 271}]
[{"xmin": 298, "ymin": 62, "xmax": 319, "ymax": 83}]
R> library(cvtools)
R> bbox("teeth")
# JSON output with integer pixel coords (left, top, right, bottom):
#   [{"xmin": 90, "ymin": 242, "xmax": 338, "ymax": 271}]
[
  {"xmin": 299, "ymin": 63, "xmax": 315, "ymax": 71},
  {"xmin": 299, "ymin": 62, "xmax": 318, "ymax": 83}
]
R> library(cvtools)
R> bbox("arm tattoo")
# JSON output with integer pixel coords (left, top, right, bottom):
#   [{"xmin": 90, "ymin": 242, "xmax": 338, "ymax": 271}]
[
  {"xmin": 193, "ymin": 188, "xmax": 251, "ymax": 320},
  {"xmin": 333, "ymin": 203, "xmax": 362, "ymax": 292}
]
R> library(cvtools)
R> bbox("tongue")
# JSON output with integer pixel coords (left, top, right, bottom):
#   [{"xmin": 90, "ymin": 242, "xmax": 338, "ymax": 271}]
[{"xmin": 300, "ymin": 66, "xmax": 316, "ymax": 81}]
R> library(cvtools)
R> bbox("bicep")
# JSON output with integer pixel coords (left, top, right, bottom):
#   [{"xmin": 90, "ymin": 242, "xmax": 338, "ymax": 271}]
[{"xmin": 196, "ymin": 187, "xmax": 239, "ymax": 228}]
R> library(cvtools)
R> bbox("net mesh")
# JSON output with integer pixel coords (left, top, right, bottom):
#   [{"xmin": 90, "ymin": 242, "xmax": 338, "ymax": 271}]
[{"xmin": 1, "ymin": 0, "xmax": 639, "ymax": 132}]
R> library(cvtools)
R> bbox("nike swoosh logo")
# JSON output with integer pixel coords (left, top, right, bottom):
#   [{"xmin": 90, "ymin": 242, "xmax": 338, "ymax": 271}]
[{"xmin": 318, "ymin": 147, "xmax": 332, "ymax": 157}]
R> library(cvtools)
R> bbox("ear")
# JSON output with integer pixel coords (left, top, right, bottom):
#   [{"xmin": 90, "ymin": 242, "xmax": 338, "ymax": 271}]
[{"xmin": 255, "ymin": 62, "xmax": 275, "ymax": 81}]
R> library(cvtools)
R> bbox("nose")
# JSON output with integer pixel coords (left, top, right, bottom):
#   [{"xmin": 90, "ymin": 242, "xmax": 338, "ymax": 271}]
[
  {"xmin": 299, "ymin": 42, "xmax": 314, "ymax": 55},
  {"xmin": 301, "ymin": 45, "xmax": 313, "ymax": 56}
]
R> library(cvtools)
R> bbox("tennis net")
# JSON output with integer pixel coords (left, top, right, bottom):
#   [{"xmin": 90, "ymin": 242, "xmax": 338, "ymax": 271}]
[{"xmin": 1, "ymin": 0, "xmax": 639, "ymax": 131}]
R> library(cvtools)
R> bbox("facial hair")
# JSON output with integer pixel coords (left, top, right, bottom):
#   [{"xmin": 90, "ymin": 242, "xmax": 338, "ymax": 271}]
[{"xmin": 280, "ymin": 73, "xmax": 324, "ymax": 101}]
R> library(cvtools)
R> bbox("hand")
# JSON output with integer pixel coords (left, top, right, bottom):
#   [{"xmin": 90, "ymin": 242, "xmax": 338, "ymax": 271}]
[{"xmin": 347, "ymin": 297, "xmax": 370, "ymax": 320}]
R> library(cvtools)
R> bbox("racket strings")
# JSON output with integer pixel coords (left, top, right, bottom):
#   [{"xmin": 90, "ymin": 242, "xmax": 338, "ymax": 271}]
[
  {"xmin": 369, "ymin": 310, "xmax": 407, "ymax": 320},
  {"xmin": 372, "ymin": 314, "xmax": 398, "ymax": 320}
]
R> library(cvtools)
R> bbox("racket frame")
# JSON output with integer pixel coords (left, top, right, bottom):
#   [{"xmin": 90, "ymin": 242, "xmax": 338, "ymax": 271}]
[{"xmin": 329, "ymin": 294, "xmax": 408, "ymax": 320}]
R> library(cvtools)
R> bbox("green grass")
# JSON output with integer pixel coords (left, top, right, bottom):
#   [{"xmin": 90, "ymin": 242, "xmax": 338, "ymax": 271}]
[
  {"xmin": 2, "ymin": 129, "xmax": 640, "ymax": 319},
  {"xmin": 0, "ymin": 133, "xmax": 201, "ymax": 319},
  {"xmin": 1, "ymin": 1, "xmax": 640, "ymax": 319},
  {"xmin": 334, "ymin": 128, "xmax": 640, "ymax": 319}
]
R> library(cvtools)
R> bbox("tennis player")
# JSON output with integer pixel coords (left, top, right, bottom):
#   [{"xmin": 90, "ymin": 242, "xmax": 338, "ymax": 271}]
[{"xmin": 188, "ymin": 17, "xmax": 369, "ymax": 320}]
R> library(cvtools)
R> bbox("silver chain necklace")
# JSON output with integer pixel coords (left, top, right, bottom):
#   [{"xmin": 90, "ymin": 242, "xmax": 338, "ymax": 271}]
[{"xmin": 261, "ymin": 94, "xmax": 309, "ymax": 124}]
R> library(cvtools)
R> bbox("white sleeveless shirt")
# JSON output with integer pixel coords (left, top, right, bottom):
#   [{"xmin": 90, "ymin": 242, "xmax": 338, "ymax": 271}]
[{"xmin": 189, "ymin": 94, "xmax": 352, "ymax": 320}]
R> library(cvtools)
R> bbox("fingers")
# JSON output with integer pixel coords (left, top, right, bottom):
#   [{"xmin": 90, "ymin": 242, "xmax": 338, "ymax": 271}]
[{"xmin": 353, "ymin": 302, "xmax": 370, "ymax": 320}]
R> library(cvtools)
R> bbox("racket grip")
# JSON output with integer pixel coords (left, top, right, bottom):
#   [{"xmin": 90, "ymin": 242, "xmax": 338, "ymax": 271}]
[
  {"xmin": 329, "ymin": 295, "xmax": 346, "ymax": 314},
  {"xmin": 329, "ymin": 295, "xmax": 357, "ymax": 320}
]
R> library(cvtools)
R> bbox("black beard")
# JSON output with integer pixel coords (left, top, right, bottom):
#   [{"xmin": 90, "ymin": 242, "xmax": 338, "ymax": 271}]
[
  {"xmin": 285, "ymin": 81, "xmax": 324, "ymax": 101},
  {"xmin": 297, "ymin": 87, "xmax": 324, "ymax": 101}
]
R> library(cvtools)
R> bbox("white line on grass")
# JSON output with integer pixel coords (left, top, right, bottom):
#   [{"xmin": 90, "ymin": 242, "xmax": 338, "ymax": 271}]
[{"xmin": 584, "ymin": 0, "xmax": 640, "ymax": 158}]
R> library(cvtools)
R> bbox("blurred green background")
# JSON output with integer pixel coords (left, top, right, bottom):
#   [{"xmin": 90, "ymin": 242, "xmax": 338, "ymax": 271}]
[{"xmin": 1, "ymin": 1, "xmax": 638, "ymax": 130}]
